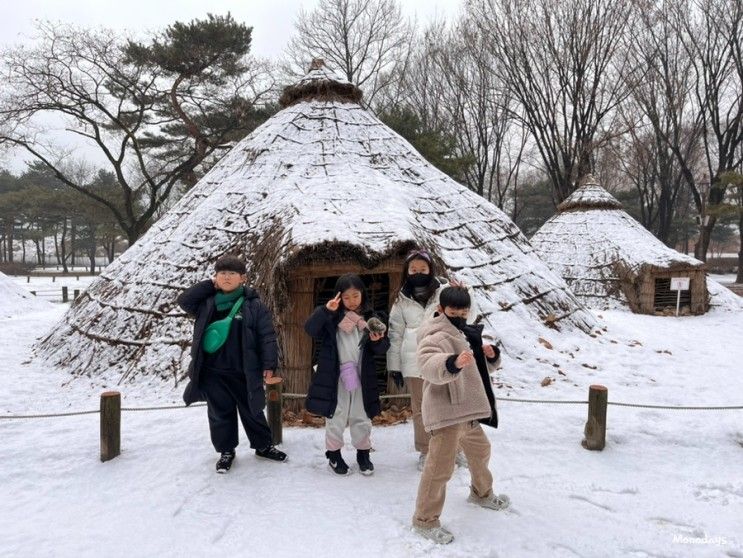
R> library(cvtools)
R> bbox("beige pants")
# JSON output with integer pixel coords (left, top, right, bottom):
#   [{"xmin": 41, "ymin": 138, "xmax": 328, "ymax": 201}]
[
  {"xmin": 408, "ymin": 377, "xmax": 430, "ymax": 455},
  {"xmin": 413, "ymin": 421, "xmax": 493, "ymax": 528}
]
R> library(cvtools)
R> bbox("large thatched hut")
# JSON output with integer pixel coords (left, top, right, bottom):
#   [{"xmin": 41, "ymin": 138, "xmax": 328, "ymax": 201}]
[
  {"xmin": 37, "ymin": 61, "xmax": 597, "ymax": 399},
  {"xmin": 531, "ymin": 176, "xmax": 708, "ymax": 315}
]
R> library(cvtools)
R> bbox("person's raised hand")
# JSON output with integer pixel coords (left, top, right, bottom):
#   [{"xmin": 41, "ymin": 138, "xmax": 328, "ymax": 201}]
[
  {"xmin": 369, "ymin": 331, "xmax": 384, "ymax": 342},
  {"xmin": 326, "ymin": 292, "xmax": 342, "ymax": 312},
  {"xmin": 455, "ymin": 350, "xmax": 475, "ymax": 369}
]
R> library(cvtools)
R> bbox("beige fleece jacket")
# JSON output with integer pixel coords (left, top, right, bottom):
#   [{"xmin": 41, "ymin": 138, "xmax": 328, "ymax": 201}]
[{"xmin": 416, "ymin": 312, "xmax": 496, "ymax": 431}]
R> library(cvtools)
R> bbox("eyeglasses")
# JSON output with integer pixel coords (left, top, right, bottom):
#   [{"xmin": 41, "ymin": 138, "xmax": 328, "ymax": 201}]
[{"xmin": 406, "ymin": 249, "xmax": 432, "ymax": 263}]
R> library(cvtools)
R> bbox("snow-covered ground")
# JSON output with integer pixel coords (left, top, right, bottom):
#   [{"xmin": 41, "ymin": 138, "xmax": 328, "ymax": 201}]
[
  {"xmin": 1, "ymin": 304, "xmax": 742, "ymax": 557},
  {"xmin": 709, "ymin": 273, "xmax": 739, "ymax": 285}
]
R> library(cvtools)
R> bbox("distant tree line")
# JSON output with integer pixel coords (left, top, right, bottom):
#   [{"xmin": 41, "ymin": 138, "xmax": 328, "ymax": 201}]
[{"xmin": 1, "ymin": 2, "xmax": 741, "ymax": 280}]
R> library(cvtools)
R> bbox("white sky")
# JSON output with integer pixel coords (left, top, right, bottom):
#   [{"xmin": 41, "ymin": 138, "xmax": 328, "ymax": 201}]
[
  {"xmin": 0, "ymin": 0, "xmax": 462, "ymax": 173},
  {"xmin": 1, "ymin": 0, "xmax": 461, "ymax": 58}
]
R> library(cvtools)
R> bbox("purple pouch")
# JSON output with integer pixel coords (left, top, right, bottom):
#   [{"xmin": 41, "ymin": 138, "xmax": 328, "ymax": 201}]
[{"xmin": 339, "ymin": 361, "xmax": 361, "ymax": 391}]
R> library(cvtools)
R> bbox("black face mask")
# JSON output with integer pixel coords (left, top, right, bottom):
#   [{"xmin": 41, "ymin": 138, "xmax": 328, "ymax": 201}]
[
  {"xmin": 407, "ymin": 273, "xmax": 432, "ymax": 288},
  {"xmin": 446, "ymin": 315, "xmax": 467, "ymax": 330}
]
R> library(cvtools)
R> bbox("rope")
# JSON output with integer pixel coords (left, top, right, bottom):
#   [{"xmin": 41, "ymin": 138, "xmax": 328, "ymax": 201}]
[
  {"xmin": 0, "ymin": 410, "xmax": 100, "ymax": 420},
  {"xmin": 2, "ymin": 396, "xmax": 742, "ymax": 420}
]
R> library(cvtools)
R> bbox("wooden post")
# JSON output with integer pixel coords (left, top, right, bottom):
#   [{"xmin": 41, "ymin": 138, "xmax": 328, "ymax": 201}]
[
  {"xmin": 62, "ymin": 286, "xmax": 69, "ymax": 303},
  {"xmin": 582, "ymin": 384, "xmax": 608, "ymax": 451},
  {"xmin": 265, "ymin": 377, "xmax": 283, "ymax": 445},
  {"xmin": 100, "ymin": 391, "xmax": 121, "ymax": 462},
  {"xmin": 27, "ymin": 276, "xmax": 30, "ymax": 283},
  {"xmin": 74, "ymin": 289, "xmax": 80, "ymax": 300},
  {"xmin": 52, "ymin": 276, "xmax": 56, "ymax": 283}
]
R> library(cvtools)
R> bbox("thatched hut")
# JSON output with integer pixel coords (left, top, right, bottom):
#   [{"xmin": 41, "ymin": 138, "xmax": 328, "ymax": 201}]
[
  {"xmin": 37, "ymin": 61, "xmax": 597, "ymax": 399},
  {"xmin": 531, "ymin": 176, "xmax": 708, "ymax": 315}
]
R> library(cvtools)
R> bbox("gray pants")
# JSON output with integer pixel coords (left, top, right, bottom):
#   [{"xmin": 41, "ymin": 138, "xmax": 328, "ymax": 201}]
[{"xmin": 325, "ymin": 380, "xmax": 372, "ymax": 451}]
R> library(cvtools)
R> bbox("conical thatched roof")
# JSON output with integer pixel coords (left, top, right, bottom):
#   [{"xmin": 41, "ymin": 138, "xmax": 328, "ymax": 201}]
[
  {"xmin": 37, "ymin": 63, "xmax": 597, "ymax": 384},
  {"xmin": 531, "ymin": 176, "xmax": 705, "ymax": 309},
  {"xmin": 0, "ymin": 272, "xmax": 52, "ymax": 318}
]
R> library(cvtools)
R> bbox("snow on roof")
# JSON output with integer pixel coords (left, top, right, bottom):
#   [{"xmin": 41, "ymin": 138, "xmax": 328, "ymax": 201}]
[
  {"xmin": 36, "ymin": 65, "xmax": 598, "ymax": 383},
  {"xmin": 557, "ymin": 175, "xmax": 624, "ymax": 212},
  {"xmin": 0, "ymin": 272, "xmax": 52, "ymax": 318},
  {"xmin": 532, "ymin": 180, "xmax": 705, "ymax": 309}
]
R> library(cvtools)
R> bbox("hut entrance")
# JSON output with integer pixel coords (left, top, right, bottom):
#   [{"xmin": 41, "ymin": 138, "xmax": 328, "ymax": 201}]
[
  {"xmin": 281, "ymin": 259, "xmax": 404, "ymax": 412},
  {"xmin": 654, "ymin": 277, "xmax": 691, "ymax": 311}
]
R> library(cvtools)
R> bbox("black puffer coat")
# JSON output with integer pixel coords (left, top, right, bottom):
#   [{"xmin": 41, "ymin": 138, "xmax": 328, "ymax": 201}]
[
  {"xmin": 177, "ymin": 280, "xmax": 278, "ymax": 413},
  {"xmin": 304, "ymin": 306, "xmax": 390, "ymax": 419}
]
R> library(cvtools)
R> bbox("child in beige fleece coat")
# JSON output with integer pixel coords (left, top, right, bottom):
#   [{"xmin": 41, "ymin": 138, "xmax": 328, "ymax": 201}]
[{"xmin": 411, "ymin": 286, "xmax": 510, "ymax": 545}]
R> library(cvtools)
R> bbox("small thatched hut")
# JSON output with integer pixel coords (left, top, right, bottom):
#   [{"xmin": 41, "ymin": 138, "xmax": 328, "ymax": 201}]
[
  {"xmin": 531, "ymin": 176, "xmax": 708, "ymax": 315},
  {"xmin": 37, "ymin": 61, "xmax": 597, "ymax": 399}
]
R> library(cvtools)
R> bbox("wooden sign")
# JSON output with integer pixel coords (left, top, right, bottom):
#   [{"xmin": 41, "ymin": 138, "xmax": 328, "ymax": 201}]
[{"xmin": 670, "ymin": 277, "xmax": 690, "ymax": 291}]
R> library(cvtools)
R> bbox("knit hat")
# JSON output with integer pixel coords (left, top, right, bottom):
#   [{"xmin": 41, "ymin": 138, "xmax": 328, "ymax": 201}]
[{"xmin": 214, "ymin": 256, "xmax": 247, "ymax": 275}]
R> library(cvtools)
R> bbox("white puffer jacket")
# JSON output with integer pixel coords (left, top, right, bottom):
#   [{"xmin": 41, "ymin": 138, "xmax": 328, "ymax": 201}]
[{"xmin": 387, "ymin": 278, "xmax": 480, "ymax": 378}]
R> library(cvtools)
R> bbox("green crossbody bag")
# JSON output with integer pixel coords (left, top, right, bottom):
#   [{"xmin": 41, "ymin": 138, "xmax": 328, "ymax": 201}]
[{"xmin": 202, "ymin": 296, "xmax": 245, "ymax": 354}]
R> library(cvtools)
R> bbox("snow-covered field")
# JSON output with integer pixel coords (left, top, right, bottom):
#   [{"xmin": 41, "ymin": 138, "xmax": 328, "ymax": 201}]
[
  {"xmin": 9, "ymin": 274, "xmax": 98, "ymax": 304},
  {"xmin": 1, "ymin": 304, "xmax": 742, "ymax": 557}
]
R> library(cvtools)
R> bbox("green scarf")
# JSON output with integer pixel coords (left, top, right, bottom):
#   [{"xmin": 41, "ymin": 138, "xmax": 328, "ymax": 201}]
[{"xmin": 214, "ymin": 288, "xmax": 244, "ymax": 311}]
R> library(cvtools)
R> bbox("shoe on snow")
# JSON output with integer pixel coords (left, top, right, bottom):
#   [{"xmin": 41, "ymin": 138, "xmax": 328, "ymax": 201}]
[
  {"xmin": 356, "ymin": 449, "xmax": 374, "ymax": 476},
  {"xmin": 216, "ymin": 450, "xmax": 236, "ymax": 473},
  {"xmin": 417, "ymin": 453, "xmax": 427, "ymax": 472},
  {"xmin": 455, "ymin": 450, "xmax": 469, "ymax": 468},
  {"xmin": 256, "ymin": 445, "xmax": 287, "ymax": 462},
  {"xmin": 413, "ymin": 525, "xmax": 454, "ymax": 545},
  {"xmin": 325, "ymin": 450, "xmax": 350, "ymax": 475},
  {"xmin": 468, "ymin": 491, "xmax": 510, "ymax": 510}
]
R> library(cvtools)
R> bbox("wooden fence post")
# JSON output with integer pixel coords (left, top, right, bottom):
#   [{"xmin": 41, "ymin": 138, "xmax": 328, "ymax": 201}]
[
  {"xmin": 100, "ymin": 391, "xmax": 121, "ymax": 462},
  {"xmin": 265, "ymin": 377, "xmax": 283, "ymax": 445},
  {"xmin": 582, "ymin": 384, "xmax": 607, "ymax": 451},
  {"xmin": 74, "ymin": 289, "xmax": 80, "ymax": 300},
  {"xmin": 62, "ymin": 286, "xmax": 69, "ymax": 303}
]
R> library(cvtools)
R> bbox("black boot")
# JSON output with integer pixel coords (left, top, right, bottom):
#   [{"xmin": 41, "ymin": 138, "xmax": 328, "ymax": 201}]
[
  {"xmin": 256, "ymin": 445, "xmax": 288, "ymax": 462},
  {"xmin": 357, "ymin": 449, "xmax": 374, "ymax": 476},
  {"xmin": 216, "ymin": 450, "xmax": 236, "ymax": 474},
  {"xmin": 325, "ymin": 449, "xmax": 350, "ymax": 475}
]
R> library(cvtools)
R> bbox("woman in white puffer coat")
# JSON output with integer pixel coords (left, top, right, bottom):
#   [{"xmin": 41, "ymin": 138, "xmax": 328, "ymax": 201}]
[{"xmin": 387, "ymin": 249, "xmax": 479, "ymax": 471}]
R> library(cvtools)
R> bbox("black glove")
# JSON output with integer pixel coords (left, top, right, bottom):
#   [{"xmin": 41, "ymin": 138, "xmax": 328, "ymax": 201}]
[{"xmin": 390, "ymin": 371, "xmax": 405, "ymax": 389}]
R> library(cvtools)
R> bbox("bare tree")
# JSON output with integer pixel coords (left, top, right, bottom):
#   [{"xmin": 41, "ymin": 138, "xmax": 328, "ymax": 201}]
[
  {"xmin": 432, "ymin": 17, "xmax": 527, "ymax": 209},
  {"xmin": 470, "ymin": 0, "xmax": 634, "ymax": 203},
  {"xmin": 0, "ymin": 18, "xmax": 275, "ymax": 245},
  {"xmin": 676, "ymin": 0, "xmax": 743, "ymax": 260},
  {"xmin": 284, "ymin": 0, "xmax": 414, "ymax": 108}
]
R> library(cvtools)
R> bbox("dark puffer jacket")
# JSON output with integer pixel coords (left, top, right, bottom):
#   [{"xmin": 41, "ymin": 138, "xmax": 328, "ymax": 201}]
[
  {"xmin": 177, "ymin": 280, "xmax": 278, "ymax": 413},
  {"xmin": 304, "ymin": 306, "xmax": 390, "ymax": 419}
]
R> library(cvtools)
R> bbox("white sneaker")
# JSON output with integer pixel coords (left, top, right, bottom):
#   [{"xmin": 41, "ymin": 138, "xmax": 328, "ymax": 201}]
[
  {"xmin": 417, "ymin": 453, "xmax": 426, "ymax": 471},
  {"xmin": 455, "ymin": 451, "xmax": 469, "ymax": 468},
  {"xmin": 413, "ymin": 525, "xmax": 454, "ymax": 544},
  {"xmin": 468, "ymin": 491, "xmax": 510, "ymax": 510}
]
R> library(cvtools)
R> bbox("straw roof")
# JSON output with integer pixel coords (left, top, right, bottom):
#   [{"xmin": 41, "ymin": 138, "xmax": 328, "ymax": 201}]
[
  {"xmin": 36, "ymin": 62, "xmax": 597, "ymax": 384},
  {"xmin": 531, "ymin": 176, "xmax": 705, "ymax": 309}
]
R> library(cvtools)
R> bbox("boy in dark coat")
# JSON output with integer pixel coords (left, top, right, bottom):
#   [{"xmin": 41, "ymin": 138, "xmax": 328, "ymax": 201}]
[{"xmin": 177, "ymin": 256, "xmax": 287, "ymax": 473}]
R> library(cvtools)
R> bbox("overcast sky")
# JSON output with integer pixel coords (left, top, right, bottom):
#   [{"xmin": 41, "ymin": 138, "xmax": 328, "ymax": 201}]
[
  {"xmin": 0, "ymin": 0, "xmax": 462, "ymax": 172},
  {"xmin": 1, "ymin": 0, "xmax": 461, "ymax": 57}
]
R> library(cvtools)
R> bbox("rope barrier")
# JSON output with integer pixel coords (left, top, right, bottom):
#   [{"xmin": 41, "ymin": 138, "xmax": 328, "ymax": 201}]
[{"xmin": 2, "ymin": 395, "xmax": 742, "ymax": 420}]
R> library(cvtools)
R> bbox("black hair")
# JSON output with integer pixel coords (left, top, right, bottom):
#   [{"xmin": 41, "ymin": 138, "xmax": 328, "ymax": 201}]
[
  {"xmin": 439, "ymin": 286, "xmax": 471, "ymax": 310},
  {"xmin": 334, "ymin": 273, "xmax": 371, "ymax": 313},
  {"xmin": 398, "ymin": 249, "xmax": 438, "ymax": 303},
  {"xmin": 214, "ymin": 256, "xmax": 247, "ymax": 275}
]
